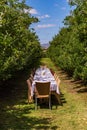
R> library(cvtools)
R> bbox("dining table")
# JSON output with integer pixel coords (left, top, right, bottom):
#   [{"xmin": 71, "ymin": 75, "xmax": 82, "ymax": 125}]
[{"xmin": 31, "ymin": 67, "xmax": 60, "ymax": 98}]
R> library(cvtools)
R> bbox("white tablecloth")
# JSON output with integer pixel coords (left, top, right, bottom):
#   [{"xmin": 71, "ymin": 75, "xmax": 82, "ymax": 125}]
[{"xmin": 31, "ymin": 67, "xmax": 60, "ymax": 96}]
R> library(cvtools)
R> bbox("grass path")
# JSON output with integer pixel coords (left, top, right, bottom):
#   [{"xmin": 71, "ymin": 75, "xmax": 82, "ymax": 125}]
[{"xmin": 0, "ymin": 58, "xmax": 87, "ymax": 130}]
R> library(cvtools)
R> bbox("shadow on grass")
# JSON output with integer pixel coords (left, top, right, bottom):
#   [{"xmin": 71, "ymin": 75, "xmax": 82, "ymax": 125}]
[
  {"xmin": 0, "ymin": 69, "xmax": 59, "ymax": 130},
  {"xmin": 0, "ymin": 103, "xmax": 59, "ymax": 130},
  {"xmin": 77, "ymin": 87, "xmax": 87, "ymax": 93},
  {"xmin": 0, "ymin": 107, "xmax": 59, "ymax": 129},
  {"xmin": 51, "ymin": 92, "xmax": 66, "ymax": 108},
  {"xmin": 60, "ymin": 93, "xmax": 67, "ymax": 105},
  {"xmin": 0, "ymin": 101, "xmax": 59, "ymax": 129},
  {"xmin": 57, "ymin": 69, "xmax": 87, "ymax": 94},
  {"xmin": 71, "ymin": 80, "xmax": 87, "ymax": 93}
]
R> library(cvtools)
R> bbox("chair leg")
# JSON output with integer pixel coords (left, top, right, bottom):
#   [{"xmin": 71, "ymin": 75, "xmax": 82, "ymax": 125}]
[
  {"xmin": 28, "ymin": 90, "xmax": 32, "ymax": 103},
  {"xmin": 35, "ymin": 97, "xmax": 37, "ymax": 110},
  {"xmin": 57, "ymin": 94, "xmax": 62, "ymax": 105},
  {"xmin": 49, "ymin": 95, "xmax": 51, "ymax": 109}
]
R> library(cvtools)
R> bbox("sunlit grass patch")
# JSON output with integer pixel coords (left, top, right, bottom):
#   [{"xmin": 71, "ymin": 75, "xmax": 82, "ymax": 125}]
[{"xmin": 40, "ymin": 58, "xmax": 57, "ymax": 71}]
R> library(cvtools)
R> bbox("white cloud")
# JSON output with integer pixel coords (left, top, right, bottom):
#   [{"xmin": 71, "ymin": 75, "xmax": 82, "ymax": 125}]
[
  {"xmin": 29, "ymin": 9, "xmax": 38, "ymax": 14},
  {"xmin": 24, "ymin": 9, "xmax": 29, "ymax": 13},
  {"xmin": 23, "ymin": 8, "xmax": 38, "ymax": 14},
  {"xmin": 66, "ymin": 0, "xmax": 69, "ymax": 2},
  {"xmin": 38, "ymin": 14, "xmax": 50, "ymax": 19},
  {"xmin": 36, "ymin": 24, "xmax": 56, "ymax": 29},
  {"xmin": 61, "ymin": 7, "xmax": 66, "ymax": 10}
]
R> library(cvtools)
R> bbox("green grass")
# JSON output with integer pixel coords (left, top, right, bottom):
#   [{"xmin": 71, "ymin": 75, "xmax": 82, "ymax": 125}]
[
  {"xmin": 0, "ymin": 58, "xmax": 87, "ymax": 130},
  {"xmin": 40, "ymin": 58, "xmax": 57, "ymax": 71}
]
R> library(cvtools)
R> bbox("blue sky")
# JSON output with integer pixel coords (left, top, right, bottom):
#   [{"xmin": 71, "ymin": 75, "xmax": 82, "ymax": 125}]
[{"xmin": 26, "ymin": 0, "xmax": 73, "ymax": 44}]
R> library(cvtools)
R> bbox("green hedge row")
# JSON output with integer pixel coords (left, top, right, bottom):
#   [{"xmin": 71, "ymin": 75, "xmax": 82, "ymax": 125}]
[
  {"xmin": 0, "ymin": 0, "xmax": 42, "ymax": 81},
  {"xmin": 48, "ymin": 0, "xmax": 87, "ymax": 84}
]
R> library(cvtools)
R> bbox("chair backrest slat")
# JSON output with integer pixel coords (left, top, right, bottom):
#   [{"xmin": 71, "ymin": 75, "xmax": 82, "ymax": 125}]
[{"xmin": 35, "ymin": 82, "xmax": 50, "ymax": 96}]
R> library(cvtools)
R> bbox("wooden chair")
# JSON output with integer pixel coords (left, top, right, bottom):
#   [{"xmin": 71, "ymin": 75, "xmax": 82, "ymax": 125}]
[
  {"xmin": 54, "ymin": 72, "xmax": 57, "ymax": 80},
  {"xmin": 53, "ymin": 73, "xmax": 62, "ymax": 105},
  {"xmin": 50, "ymin": 68, "xmax": 55, "ymax": 75},
  {"xmin": 54, "ymin": 73, "xmax": 61, "ymax": 88},
  {"xmin": 35, "ymin": 82, "xmax": 51, "ymax": 110},
  {"xmin": 26, "ymin": 78, "xmax": 32, "ymax": 103},
  {"xmin": 56, "ymin": 76, "xmax": 61, "ymax": 89}
]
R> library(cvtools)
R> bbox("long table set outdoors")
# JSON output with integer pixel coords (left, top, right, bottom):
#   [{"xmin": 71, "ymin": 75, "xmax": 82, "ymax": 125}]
[{"xmin": 31, "ymin": 67, "xmax": 60, "ymax": 98}]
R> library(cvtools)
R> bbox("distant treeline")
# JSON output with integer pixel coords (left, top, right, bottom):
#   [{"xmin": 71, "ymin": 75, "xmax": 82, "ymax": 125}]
[
  {"xmin": 48, "ymin": 0, "xmax": 87, "ymax": 84},
  {"xmin": 0, "ymin": 0, "xmax": 42, "ymax": 81}
]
